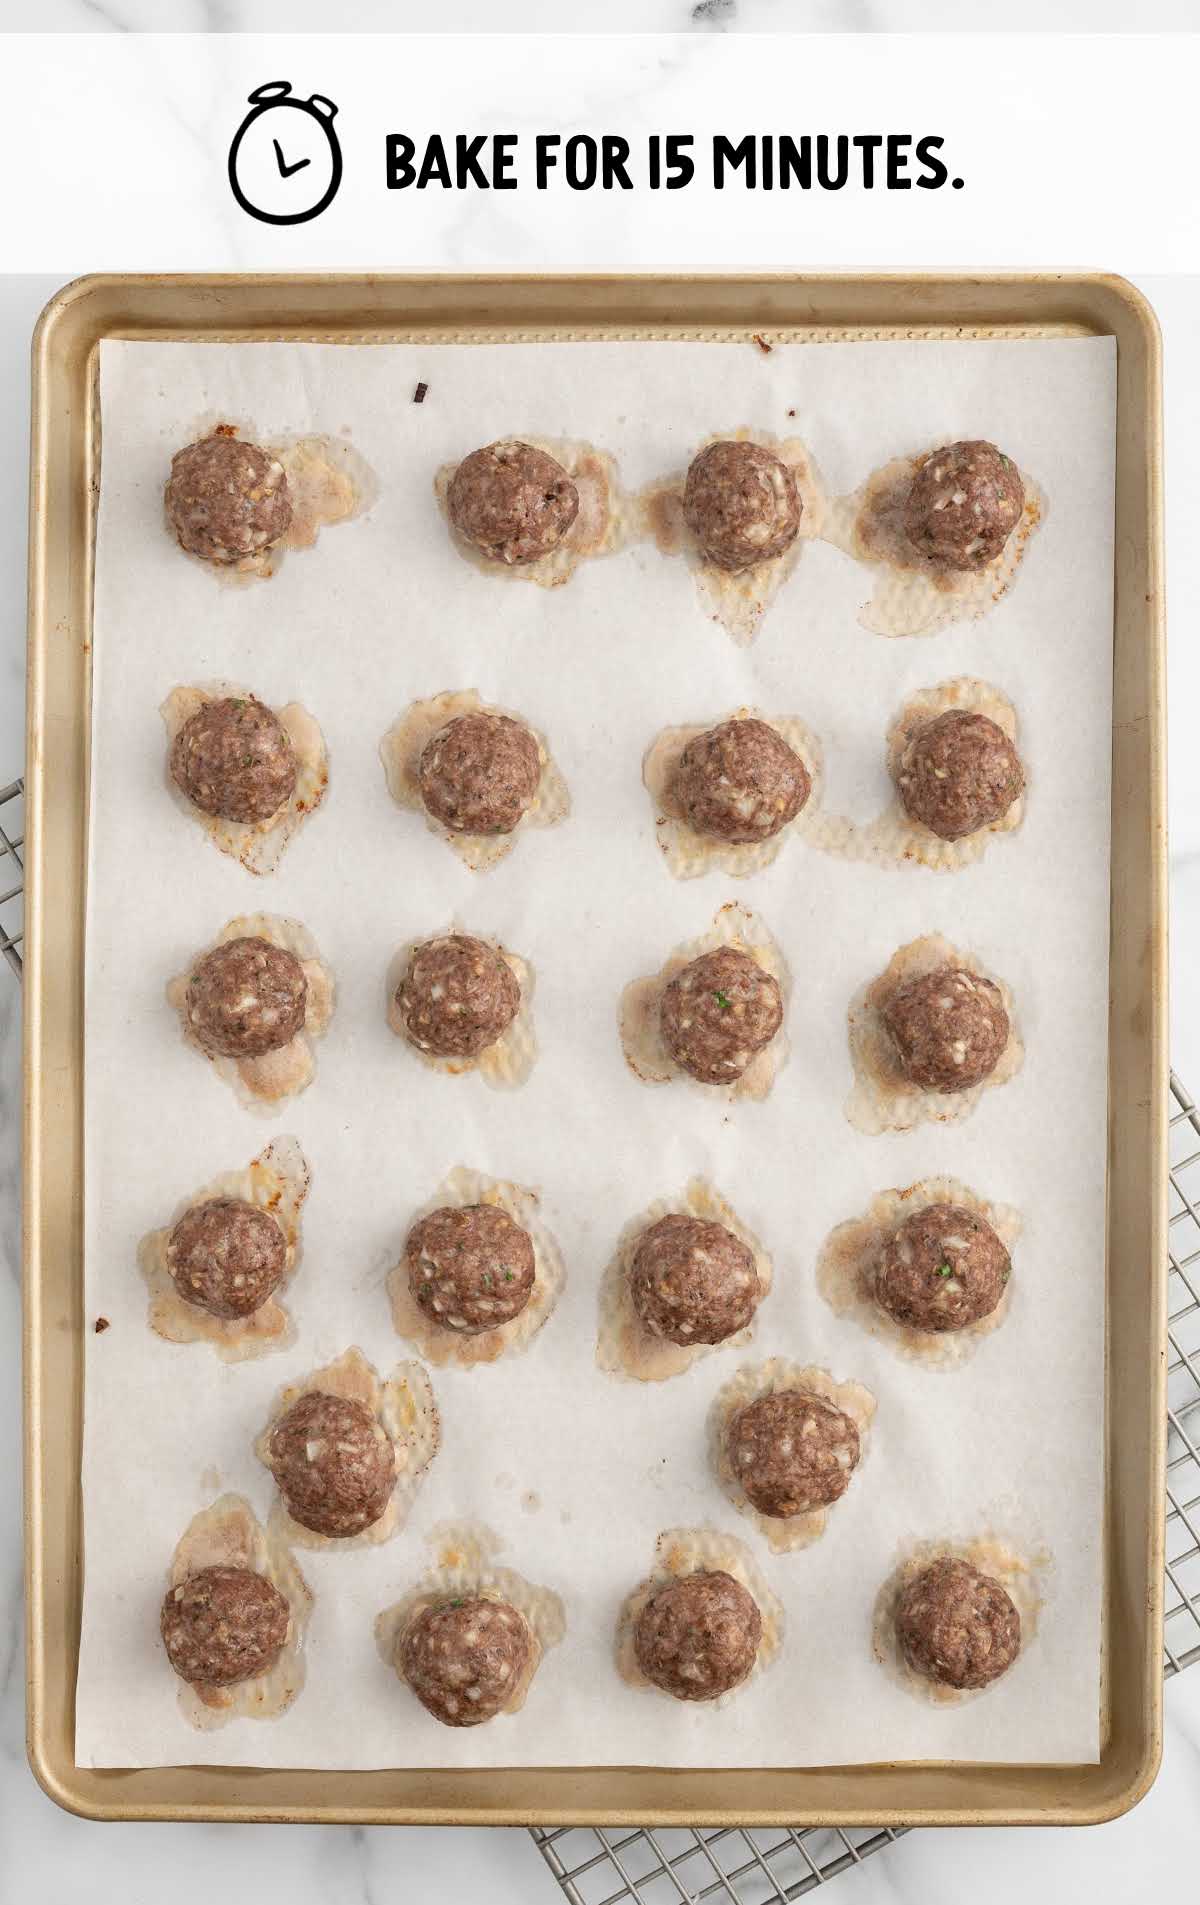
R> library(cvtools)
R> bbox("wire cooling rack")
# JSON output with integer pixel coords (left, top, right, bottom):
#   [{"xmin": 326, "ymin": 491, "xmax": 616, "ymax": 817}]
[
  {"xmin": 1166, "ymin": 1075, "xmax": 1200, "ymax": 1677},
  {"xmin": 3, "ymin": 776, "xmax": 1196, "ymax": 1898},
  {"xmin": 0, "ymin": 779, "xmax": 22, "ymax": 977},
  {"xmin": 530, "ymin": 1823, "xmax": 908, "ymax": 1903}
]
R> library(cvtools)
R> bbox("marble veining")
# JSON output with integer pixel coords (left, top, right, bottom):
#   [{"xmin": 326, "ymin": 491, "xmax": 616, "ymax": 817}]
[{"xmin": 10, "ymin": 0, "xmax": 1200, "ymax": 29}]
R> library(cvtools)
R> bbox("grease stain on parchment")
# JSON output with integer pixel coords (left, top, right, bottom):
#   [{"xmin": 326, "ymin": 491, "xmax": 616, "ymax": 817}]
[
  {"xmin": 168, "ymin": 913, "xmax": 335, "ymax": 1112},
  {"xmin": 139, "ymin": 1135, "xmax": 310, "ymax": 1363}
]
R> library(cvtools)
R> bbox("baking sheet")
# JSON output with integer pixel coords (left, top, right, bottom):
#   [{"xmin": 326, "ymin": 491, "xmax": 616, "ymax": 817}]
[{"xmin": 77, "ymin": 334, "xmax": 1114, "ymax": 1770}]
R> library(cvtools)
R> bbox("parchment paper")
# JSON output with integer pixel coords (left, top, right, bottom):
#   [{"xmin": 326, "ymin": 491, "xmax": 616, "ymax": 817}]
[{"xmin": 77, "ymin": 333, "xmax": 1115, "ymax": 1769}]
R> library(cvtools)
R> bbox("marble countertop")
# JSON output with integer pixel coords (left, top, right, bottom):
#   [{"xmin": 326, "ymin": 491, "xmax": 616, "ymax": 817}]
[
  {"xmin": 12, "ymin": 0, "xmax": 1200, "ymax": 32},
  {"xmin": 2, "ymin": 30, "xmax": 1200, "ymax": 1890}
]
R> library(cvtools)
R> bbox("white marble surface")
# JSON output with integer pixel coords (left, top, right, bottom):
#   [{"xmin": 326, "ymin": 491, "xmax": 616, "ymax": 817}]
[
  {"xmin": 7, "ymin": 0, "xmax": 1200, "ymax": 31},
  {"xmin": 1, "ymin": 15, "xmax": 1199, "ymax": 1902}
]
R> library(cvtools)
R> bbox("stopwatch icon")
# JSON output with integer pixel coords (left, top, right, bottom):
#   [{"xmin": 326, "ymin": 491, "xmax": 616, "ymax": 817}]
[{"xmin": 227, "ymin": 82, "xmax": 343, "ymax": 226}]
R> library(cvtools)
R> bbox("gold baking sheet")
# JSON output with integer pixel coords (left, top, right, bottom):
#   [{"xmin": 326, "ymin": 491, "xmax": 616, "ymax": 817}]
[{"xmin": 23, "ymin": 272, "xmax": 1165, "ymax": 1825}]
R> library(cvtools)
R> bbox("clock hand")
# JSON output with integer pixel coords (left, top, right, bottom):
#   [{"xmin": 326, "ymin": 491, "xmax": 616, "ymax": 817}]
[{"xmin": 273, "ymin": 138, "xmax": 311, "ymax": 179}]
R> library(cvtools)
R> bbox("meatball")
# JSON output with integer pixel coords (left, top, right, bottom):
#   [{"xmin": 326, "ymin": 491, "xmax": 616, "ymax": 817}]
[
  {"xmin": 267, "ymin": 1391, "xmax": 396, "ymax": 1538},
  {"xmin": 630, "ymin": 1213, "xmax": 760, "ymax": 1346},
  {"xmin": 675, "ymin": 718, "xmax": 811, "ymax": 845},
  {"xmin": 902, "ymin": 439, "xmax": 1024, "ymax": 572},
  {"xmin": 165, "ymin": 433, "xmax": 292, "ymax": 565},
  {"xmin": 405, "ymin": 1203, "xmax": 535, "ymax": 1334},
  {"xmin": 396, "ymin": 934, "xmax": 520, "ymax": 1060},
  {"xmin": 447, "ymin": 440, "xmax": 579, "ymax": 565},
  {"xmin": 876, "ymin": 1203, "xmax": 1010, "ymax": 1334},
  {"xmin": 401, "ymin": 1596, "xmax": 532, "ymax": 1727},
  {"xmin": 727, "ymin": 1390, "xmax": 860, "ymax": 1518},
  {"xmin": 166, "ymin": 1196, "xmax": 287, "ymax": 1320},
  {"xmin": 896, "ymin": 1556, "xmax": 1022, "ymax": 1691},
  {"xmin": 186, "ymin": 936, "xmax": 308, "ymax": 1060},
  {"xmin": 660, "ymin": 946, "xmax": 783, "ymax": 1085},
  {"xmin": 160, "ymin": 1564, "xmax": 289, "ymax": 1688},
  {"xmin": 882, "ymin": 965, "xmax": 1009, "ymax": 1094},
  {"xmin": 634, "ymin": 1569, "xmax": 761, "ymax": 1702},
  {"xmin": 419, "ymin": 711, "xmax": 541, "ymax": 836},
  {"xmin": 170, "ymin": 695, "xmax": 297, "ymax": 825},
  {"xmin": 683, "ymin": 440, "xmax": 802, "ymax": 572},
  {"xmin": 896, "ymin": 710, "xmax": 1024, "ymax": 843}
]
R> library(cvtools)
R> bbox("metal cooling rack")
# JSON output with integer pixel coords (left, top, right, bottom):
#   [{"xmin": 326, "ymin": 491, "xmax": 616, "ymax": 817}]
[
  {"xmin": 3, "ymin": 782, "xmax": 1196, "ymax": 1896},
  {"xmin": 530, "ymin": 1823, "xmax": 908, "ymax": 1903},
  {"xmin": 0, "ymin": 779, "xmax": 22, "ymax": 977},
  {"xmin": 1166, "ymin": 1074, "xmax": 1200, "ymax": 1676}
]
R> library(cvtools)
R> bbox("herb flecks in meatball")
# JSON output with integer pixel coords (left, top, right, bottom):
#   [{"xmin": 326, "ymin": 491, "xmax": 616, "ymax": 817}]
[
  {"xmin": 447, "ymin": 440, "xmax": 579, "ymax": 565},
  {"xmin": 660, "ymin": 945, "xmax": 782, "ymax": 1085},
  {"xmin": 397, "ymin": 934, "xmax": 520, "ymax": 1060},
  {"xmin": 171, "ymin": 696, "xmax": 297, "ymax": 825},
  {"xmin": 267, "ymin": 1391, "xmax": 396, "ymax": 1538},
  {"xmin": 631, "ymin": 1213, "xmax": 760, "ymax": 1346},
  {"xmin": 896, "ymin": 710, "xmax": 1024, "ymax": 842},
  {"xmin": 727, "ymin": 1390, "xmax": 860, "ymax": 1518},
  {"xmin": 401, "ymin": 1596, "xmax": 532, "ymax": 1727},
  {"xmin": 876, "ymin": 1203, "xmax": 1010, "ymax": 1334},
  {"xmin": 634, "ymin": 1569, "xmax": 761, "ymax": 1702},
  {"xmin": 160, "ymin": 1564, "xmax": 289, "ymax": 1688},
  {"xmin": 166, "ymin": 1196, "xmax": 287, "ymax": 1320},
  {"xmin": 902, "ymin": 440, "xmax": 1024, "ymax": 573},
  {"xmin": 166, "ymin": 434, "xmax": 293, "ymax": 565},
  {"xmin": 882, "ymin": 965, "xmax": 1009, "ymax": 1094},
  {"xmin": 683, "ymin": 441, "xmax": 802, "ymax": 572},
  {"xmin": 406, "ymin": 1203, "xmax": 535, "ymax": 1335},
  {"xmin": 419, "ymin": 711, "xmax": 541, "ymax": 836},
  {"xmin": 675, "ymin": 718, "xmax": 810, "ymax": 845},
  {"xmin": 187, "ymin": 936, "xmax": 308, "ymax": 1060},
  {"xmin": 896, "ymin": 1556, "xmax": 1021, "ymax": 1690}
]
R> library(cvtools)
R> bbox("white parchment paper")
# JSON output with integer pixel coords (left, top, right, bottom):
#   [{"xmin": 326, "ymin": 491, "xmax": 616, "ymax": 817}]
[{"xmin": 78, "ymin": 333, "xmax": 1115, "ymax": 1769}]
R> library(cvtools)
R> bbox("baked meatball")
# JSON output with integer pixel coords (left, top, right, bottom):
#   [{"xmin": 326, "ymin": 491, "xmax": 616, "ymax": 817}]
[
  {"xmin": 634, "ymin": 1570, "xmax": 761, "ymax": 1702},
  {"xmin": 660, "ymin": 946, "xmax": 783, "ymax": 1085},
  {"xmin": 876, "ymin": 1203, "xmax": 1010, "ymax": 1334},
  {"xmin": 882, "ymin": 965, "xmax": 1009, "ymax": 1094},
  {"xmin": 401, "ymin": 1596, "xmax": 532, "ymax": 1727},
  {"xmin": 186, "ymin": 936, "xmax": 308, "ymax": 1060},
  {"xmin": 166, "ymin": 1196, "xmax": 287, "ymax": 1320},
  {"xmin": 405, "ymin": 1203, "xmax": 535, "ymax": 1334},
  {"xmin": 165, "ymin": 433, "xmax": 292, "ymax": 565},
  {"xmin": 631, "ymin": 1213, "xmax": 760, "ymax": 1346},
  {"xmin": 396, "ymin": 934, "xmax": 520, "ymax": 1060},
  {"xmin": 418, "ymin": 711, "xmax": 541, "ymax": 836},
  {"xmin": 727, "ymin": 1390, "xmax": 860, "ymax": 1518},
  {"xmin": 683, "ymin": 440, "xmax": 802, "ymax": 571},
  {"xmin": 896, "ymin": 710, "xmax": 1024, "ymax": 842},
  {"xmin": 160, "ymin": 1564, "xmax": 289, "ymax": 1688},
  {"xmin": 902, "ymin": 439, "xmax": 1024, "ymax": 572},
  {"xmin": 267, "ymin": 1391, "xmax": 396, "ymax": 1538},
  {"xmin": 170, "ymin": 696, "xmax": 297, "ymax": 825},
  {"xmin": 447, "ymin": 440, "xmax": 579, "ymax": 565},
  {"xmin": 896, "ymin": 1556, "xmax": 1022, "ymax": 1691},
  {"xmin": 674, "ymin": 718, "xmax": 810, "ymax": 845}
]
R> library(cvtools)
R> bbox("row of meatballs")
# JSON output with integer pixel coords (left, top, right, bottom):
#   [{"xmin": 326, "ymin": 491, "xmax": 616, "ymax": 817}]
[
  {"xmin": 172, "ymin": 694, "xmax": 1024, "ymax": 850},
  {"xmin": 167, "ymin": 429, "xmax": 1025, "ymax": 578},
  {"xmin": 162, "ymin": 1547, "xmax": 1021, "ymax": 1721},
  {"xmin": 186, "ymin": 927, "xmax": 1011, "ymax": 1096},
  {"xmin": 169, "ymin": 1187, "xmax": 1010, "ymax": 1341}
]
